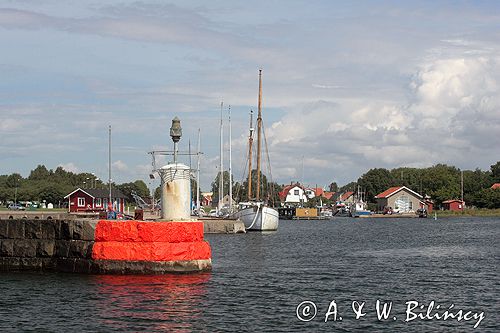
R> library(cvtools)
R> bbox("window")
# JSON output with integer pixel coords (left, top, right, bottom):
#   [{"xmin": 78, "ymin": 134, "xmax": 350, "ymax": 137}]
[
  {"xmin": 294, "ymin": 189, "xmax": 299, "ymax": 195},
  {"xmin": 77, "ymin": 197, "xmax": 85, "ymax": 207},
  {"xmin": 95, "ymin": 198, "xmax": 101, "ymax": 207}
]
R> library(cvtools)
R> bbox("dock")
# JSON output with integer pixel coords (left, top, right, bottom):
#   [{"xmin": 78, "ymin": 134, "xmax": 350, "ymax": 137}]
[
  {"xmin": 200, "ymin": 218, "xmax": 246, "ymax": 234},
  {"xmin": 143, "ymin": 211, "xmax": 246, "ymax": 233},
  {"xmin": 1, "ymin": 211, "xmax": 247, "ymax": 234}
]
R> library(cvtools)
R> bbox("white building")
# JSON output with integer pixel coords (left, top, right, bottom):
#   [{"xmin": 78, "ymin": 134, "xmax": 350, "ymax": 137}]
[{"xmin": 279, "ymin": 184, "xmax": 308, "ymax": 206}]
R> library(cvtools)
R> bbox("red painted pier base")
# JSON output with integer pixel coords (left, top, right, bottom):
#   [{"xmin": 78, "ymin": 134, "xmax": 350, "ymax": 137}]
[{"xmin": 92, "ymin": 220, "xmax": 212, "ymax": 273}]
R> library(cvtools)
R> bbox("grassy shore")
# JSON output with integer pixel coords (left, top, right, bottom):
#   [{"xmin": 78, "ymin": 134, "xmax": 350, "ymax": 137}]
[{"xmin": 434, "ymin": 208, "xmax": 500, "ymax": 217}]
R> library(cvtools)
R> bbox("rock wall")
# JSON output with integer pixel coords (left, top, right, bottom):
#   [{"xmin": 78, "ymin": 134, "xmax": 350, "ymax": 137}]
[{"xmin": 0, "ymin": 219, "xmax": 211, "ymax": 274}]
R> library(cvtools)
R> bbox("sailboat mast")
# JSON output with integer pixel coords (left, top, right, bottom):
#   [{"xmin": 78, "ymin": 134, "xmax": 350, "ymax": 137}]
[
  {"xmin": 256, "ymin": 69, "xmax": 263, "ymax": 201},
  {"xmin": 247, "ymin": 110, "xmax": 254, "ymax": 200},
  {"xmin": 228, "ymin": 105, "xmax": 233, "ymax": 211},
  {"xmin": 219, "ymin": 100, "xmax": 224, "ymax": 212}
]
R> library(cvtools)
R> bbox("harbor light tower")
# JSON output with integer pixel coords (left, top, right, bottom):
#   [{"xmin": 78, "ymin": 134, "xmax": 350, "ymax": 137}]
[{"xmin": 158, "ymin": 117, "xmax": 192, "ymax": 220}]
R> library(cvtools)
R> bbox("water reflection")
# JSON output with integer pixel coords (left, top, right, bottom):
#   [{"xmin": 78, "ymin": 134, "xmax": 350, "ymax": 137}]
[{"xmin": 91, "ymin": 273, "xmax": 211, "ymax": 332}]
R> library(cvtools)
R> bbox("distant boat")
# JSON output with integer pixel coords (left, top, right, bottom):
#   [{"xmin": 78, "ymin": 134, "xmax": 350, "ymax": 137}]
[
  {"xmin": 236, "ymin": 70, "xmax": 279, "ymax": 231},
  {"xmin": 351, "ymin": 201, "xmax": 371, "ymax": 217},
  {"xmin": 350, "ymin": 186, "xmax": 372, "ymax": 217},
  {"xmin": 333, "ymin": 202, "xmax": 351, "ymax": 217}
]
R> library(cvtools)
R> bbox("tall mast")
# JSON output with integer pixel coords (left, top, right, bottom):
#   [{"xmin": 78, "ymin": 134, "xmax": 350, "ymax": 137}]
[
  {"xmin": 256, "ymin": 69, "xmax": 263, "ymax": 201},
  {"xmin": 247, "ymin": 110, "xmax": 254, "ymax": 200},
  {"xmin": 228, "ymin": 105, "xmax": 233, "ymax": 211},
  {"xmin": 219, "ymin": 100, "xmax": 224, "ymax": 212}
]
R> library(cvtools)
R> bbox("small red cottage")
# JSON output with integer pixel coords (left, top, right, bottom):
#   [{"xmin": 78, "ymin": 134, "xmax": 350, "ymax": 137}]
[
  {"xmin": 442, "ymin": 199, "xmax": 465, "ymax": 211},
  {"xmin": 201, "ymin": 193, "xmax": 213, "ymax": 207},
  {"xmin": 64, "ymin": 188, "xmax": 127, "ymax": 213}
]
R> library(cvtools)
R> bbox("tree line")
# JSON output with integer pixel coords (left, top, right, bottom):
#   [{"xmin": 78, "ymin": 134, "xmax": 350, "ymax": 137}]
[
  {"xmin": 351, "ymin": 162, "xmax": 500, "ymax": 208},
  {"xmin": 2, "ymin": 161, "xmax": 499, "ymax": 209},
  {"xmin": 209, "ymin": 162, "xmax": 500, "ymax": 209},
  {"xmin": 0, "ymin": 165, "xmax": 151, "ymax": 207}
]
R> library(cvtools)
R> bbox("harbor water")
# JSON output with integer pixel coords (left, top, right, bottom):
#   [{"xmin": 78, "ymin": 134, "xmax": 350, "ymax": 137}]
[{"xmin": 1, "ymin": 217, "xmax": 498, "ymax": 332}]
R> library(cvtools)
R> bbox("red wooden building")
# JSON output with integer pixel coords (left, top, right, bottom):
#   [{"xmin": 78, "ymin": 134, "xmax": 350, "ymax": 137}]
[
  {"xmin": 64, "ymin": 188, "xmax": 127, "ymax": 213},
  {"xmin": 442, "ymin": 199, "xmax": 465, "ymax": 211}
]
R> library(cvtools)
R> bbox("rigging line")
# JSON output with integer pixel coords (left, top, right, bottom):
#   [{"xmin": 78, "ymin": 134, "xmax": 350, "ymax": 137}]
[
  {"xmin": 239, "ymin": 149, "xmax": 250, "ymax": 200},
  {"xmin": 261, "ymin": 119, "xmax": 275, "ymax": 206}
]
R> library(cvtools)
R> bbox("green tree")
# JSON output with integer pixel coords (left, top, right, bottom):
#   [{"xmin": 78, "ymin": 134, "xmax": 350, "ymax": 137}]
[
  {"xmin": 306, "ymin": 195, "xmax": 332, "ymax": 208},
  {"xmin": 28, "ymin": 165, "xmax": 51, "ymax": 181},
  {"xmin": 328, "ymin": 182, "xmax": 338, "ymax": 193},
  {"xmin": 117, "ymin": 180, "xmax": 151, "ymax": 201},
  {"xmin": 211, "ymin": 171, "xmax": 232, "ymax": 203},
  {"xmin": 490, "ymin": 161, "xmax": 500, "ymax": 183},
  {"xmin": 357, "ymin": 168, "xmax": 395, "ymax": 202}
]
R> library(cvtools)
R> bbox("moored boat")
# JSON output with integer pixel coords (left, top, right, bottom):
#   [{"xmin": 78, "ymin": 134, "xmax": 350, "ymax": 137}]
[
  {"xmin": 238, "ymin": 202, "xmax": 279, "ymax": 230},
  {"xmin": 235, "ymin": 69, "xmax": 278, "ymax": 231}
]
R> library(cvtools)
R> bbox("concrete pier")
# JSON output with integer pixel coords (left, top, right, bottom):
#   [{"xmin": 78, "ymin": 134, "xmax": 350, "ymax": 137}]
[
  {"xmin": 201, "ymin": 218, "xmax": 246, "ymax": 234},
  {"xmin": 143, "ymin": 212, "xmax": 246, "ymax": 234},
  {"xmin": 0, "ymin": 219, "xmax": 211, "ymax": 274}
]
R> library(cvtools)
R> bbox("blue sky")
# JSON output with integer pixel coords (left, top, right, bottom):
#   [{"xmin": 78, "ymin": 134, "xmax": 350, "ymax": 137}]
[{"xmin": 1, "ymin": 1, "xmax": 499, "ymax": 191}]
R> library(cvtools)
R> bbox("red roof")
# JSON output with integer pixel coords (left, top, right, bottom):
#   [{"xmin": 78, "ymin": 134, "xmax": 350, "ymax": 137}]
[
  {"xmin": 323, "ymin": 192, "xmax": 334, "ymax": 200},
  {"xmin": 314, "ymin": 188, "xmax": 324, "ymax": 197},
  {"xmin": 375, "ymin": 186, "xmax": 422, "ymax": 199},
  {"xmin": 279, "ymin": 183, "xmax": 304, "ymax": 200},
  {"xmin": 340, "ymin": 191, "xmax": 354, "ymax": 201},
  {"xmin": 442, "ymin": 199, "xmax": 464, "ymax": 204},
  {"xmin": 491, "ymin": 183, "xmax": 500, "ymax": 190},
  {"xmin": 375, "ymin": 186, "xmax": 402, "ymax": 198}
]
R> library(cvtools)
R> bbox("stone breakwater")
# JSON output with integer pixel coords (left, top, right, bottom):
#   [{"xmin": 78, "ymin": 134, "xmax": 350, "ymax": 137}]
[{"xmin": 0, "ymin": 219, "xmax": 211, "ymax": 274}]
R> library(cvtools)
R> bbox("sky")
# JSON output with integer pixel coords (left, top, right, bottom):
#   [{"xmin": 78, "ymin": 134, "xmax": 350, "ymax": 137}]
[{"xmin": 1, "ymin": 0, "xmax": 499, "ymax": 192}]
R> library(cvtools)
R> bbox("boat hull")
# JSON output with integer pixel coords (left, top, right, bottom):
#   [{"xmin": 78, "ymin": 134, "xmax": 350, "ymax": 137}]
[
  {"xmin": 352, "ymin": 210, "xmax": 372, "ymax": 217},
  {"xmin": 237, "ymin": 205, "xmax": 279, "ymax": 231}
]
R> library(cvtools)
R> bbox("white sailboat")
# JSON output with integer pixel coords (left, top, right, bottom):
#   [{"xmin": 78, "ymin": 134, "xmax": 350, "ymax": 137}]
[{"xmin": 236, "ymin": 69, "xmax": 279, "ymax": 231}]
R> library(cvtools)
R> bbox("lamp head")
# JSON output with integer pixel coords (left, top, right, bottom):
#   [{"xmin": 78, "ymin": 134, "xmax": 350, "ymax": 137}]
[{"xmin": 170, "ymin": 117, "xmax": 182, "ymax": 143}]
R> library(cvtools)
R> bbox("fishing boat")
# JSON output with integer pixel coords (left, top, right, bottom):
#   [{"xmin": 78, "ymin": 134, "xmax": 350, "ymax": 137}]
[
  {"xmin": 350, "ymin": 186, "xmax": 372, "ymax": 217},
  {"xmin": 236, "ymin": 70, "xmax": 279, "ymax": 231}
]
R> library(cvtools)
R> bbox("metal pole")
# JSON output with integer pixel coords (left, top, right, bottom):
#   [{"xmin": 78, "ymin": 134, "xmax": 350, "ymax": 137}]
[
  {"xmin": 14, "ymin": 179, "xmax": 18, "ymax": 205},
  {"xmin": 256, "ymin": 69, "xmax": 262, "ymax": 201},
  {"xmin": 173, "ymin": 141, "xmax": 178, "ymax": 164},
  {"xmin": 196, "ymin": 128, "xmax": 201, "ymax": 216},
  {"xmin": 219, "ymin": 100, "xmax": 224, "ymax": 212},
  {"xmin": 228, "ymin": 105, "xmax": 233, "ymax": 212},
  {"xmin": 248, "ymin": 110, "xmax": 254, "ymax": 200},
  {"xmin": 461, "ymin": 170, "xmax": 464, "ymax": 210},
  {"xmin": 108, "ymin": 125, "xmax": 112, "ymax": 211}
]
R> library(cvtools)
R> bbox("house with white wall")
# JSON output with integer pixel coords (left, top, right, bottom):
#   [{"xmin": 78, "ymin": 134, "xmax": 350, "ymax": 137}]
[{"xmin": 279, "ymin": 183, "xmax": 308, "ymax": 206}]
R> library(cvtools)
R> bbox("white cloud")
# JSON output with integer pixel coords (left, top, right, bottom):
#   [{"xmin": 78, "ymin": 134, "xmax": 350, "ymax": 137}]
[
  {"xmin": 58, "ymin": 162, "xmax": 79, "ymax": 173},
  {"xmin": 112, "ymin": 160, "xmax": 128, "ymax": 172},
  {"xmin": 263, "ymin": 50, "xmax": 500, "ymax": 184}
]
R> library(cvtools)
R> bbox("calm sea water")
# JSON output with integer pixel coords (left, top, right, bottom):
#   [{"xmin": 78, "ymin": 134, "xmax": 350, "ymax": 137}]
[{"xmin": 0, "ymin": 217, "xmax": 498, "ymax": 332}]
